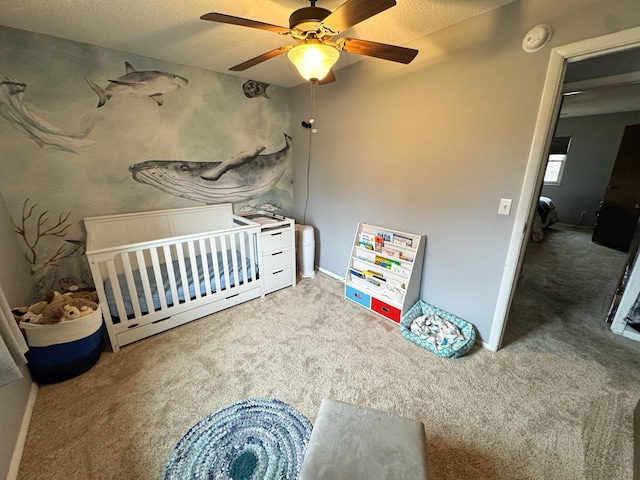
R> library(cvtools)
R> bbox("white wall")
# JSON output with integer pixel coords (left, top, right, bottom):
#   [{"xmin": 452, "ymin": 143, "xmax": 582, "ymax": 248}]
[
  {"xmin": 290, "ymin": 0, "xmax": 640, "ymax": 343},
  {"xmin": 0, "ymin": 190, "xmax": 35, "ymax": 480}
]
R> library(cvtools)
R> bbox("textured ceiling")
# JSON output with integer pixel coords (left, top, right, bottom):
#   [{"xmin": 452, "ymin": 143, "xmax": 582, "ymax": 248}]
[{"xmin": 1, "ymin": 0, "xmax": 517, "ymax": 87}]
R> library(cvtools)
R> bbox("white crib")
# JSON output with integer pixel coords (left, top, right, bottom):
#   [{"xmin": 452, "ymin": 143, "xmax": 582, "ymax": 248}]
[{"xmin": 84, "ymin": 204, "xmax": 263, "ymax": 351}]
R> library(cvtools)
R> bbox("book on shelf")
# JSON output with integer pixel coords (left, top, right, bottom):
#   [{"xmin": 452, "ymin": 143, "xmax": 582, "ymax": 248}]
[
  {"xmin": 392, "ymin": 234, "xmax": 413, "ymax": 247},
  {"xmin": 380, "ymin": 247, "xmax": 399, "ymax": 258},
  {"xmin": 390, "ymin": 264, "xmax": 410, "ymax": 276},
  {"xmin": 375, "ymin": 255, "xmax": 400, "ymax": 269},
  {"xmin": 375, "ymin": 230, "xmax": 394, "ymax": 243},
  {"xmin": 358, "ymin": 233, "xmax": 376, "ymax": 250},
  {"xmin": 374, "ymin": 236, "xmax": 384, "ymax": 252},
  {"xmin": 349, "ymin": 268, "xmax": 364, "ymax": 279},
  {"xmin": 387, "ymin": 277, "xmax": 405, "ymax": 289}
]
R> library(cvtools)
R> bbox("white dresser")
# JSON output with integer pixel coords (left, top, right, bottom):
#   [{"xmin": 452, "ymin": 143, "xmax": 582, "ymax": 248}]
[{"xmin": 240, "ymin": 211, "xmax": 297, "ymax": 294}]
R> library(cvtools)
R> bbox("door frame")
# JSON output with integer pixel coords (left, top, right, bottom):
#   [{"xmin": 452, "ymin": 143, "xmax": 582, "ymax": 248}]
[{"xmin": 488, "ymin": 26, "xmax": 640, "ymax": 351}]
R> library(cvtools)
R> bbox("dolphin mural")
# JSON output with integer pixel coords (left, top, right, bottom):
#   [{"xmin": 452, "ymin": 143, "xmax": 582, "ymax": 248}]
[
  {"xmin": 129, "ymin": 134, "xmax": 292, "ymax": 204},
  {"xmin": 0, "ymin": 74, "xmax": 94, "ymax": 153},
  {"xmin": 85, "ymin": 61, "xmax": 188, "ymax": 107}
]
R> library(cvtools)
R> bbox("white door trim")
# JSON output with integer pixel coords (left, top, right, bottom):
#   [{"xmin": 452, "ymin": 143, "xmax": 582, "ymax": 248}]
[{"xmin": 488, "ymin": 26, "xmax": 640, "ymax": 352}]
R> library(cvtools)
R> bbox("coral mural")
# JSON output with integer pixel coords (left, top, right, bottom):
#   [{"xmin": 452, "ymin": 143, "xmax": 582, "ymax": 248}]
[
  {"xmin": 10, "ymin": 199, "xmax": 90, "ymax": 296},
  {"xmin": 0, "ymin": 26, "xmax": 292, "ymax": 296}
]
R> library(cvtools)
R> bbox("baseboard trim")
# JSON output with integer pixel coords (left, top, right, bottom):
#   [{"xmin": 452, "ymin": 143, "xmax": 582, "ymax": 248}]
[
  {"xmin": 478, "ymin": 339, "xmax": 494, "ymax": 351},
  {"xmin": 6, "ymin": 381, "xmax": 38, "ymax": 480},
  {"xmin": 317, "ymin": 267, "xmax": 344, "ymax": 281}
]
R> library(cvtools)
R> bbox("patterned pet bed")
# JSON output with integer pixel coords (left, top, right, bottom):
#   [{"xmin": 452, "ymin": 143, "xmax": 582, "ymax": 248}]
[{"xmin": 400, "ymin": 300, "xmax": 476, "ymax": 358}]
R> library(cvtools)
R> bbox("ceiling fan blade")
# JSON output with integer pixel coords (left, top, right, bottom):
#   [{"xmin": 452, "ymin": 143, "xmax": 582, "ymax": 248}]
[
  {"xmin": 322, "ymin": 0, "xmax": 396, "ymax": 33},
  {"xmin": 229, "ymin": 46, "xmax": 291, "ymax": 71},
  {"xmin": 318, "ymin": 69, "xmax": 336, "ymax": 85},
  {"xmin": 337, "ymin": 38, "xmax": 418, "ymax": 64},
  {"xmin": 200, "ymin": 13, "xmax": 290, "ymax": 35}
]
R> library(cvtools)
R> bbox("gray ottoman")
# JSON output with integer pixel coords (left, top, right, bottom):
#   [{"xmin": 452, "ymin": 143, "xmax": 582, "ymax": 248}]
[{"xmin": 300, "ymin": 398, "xmax": 429, "ymax": 479}]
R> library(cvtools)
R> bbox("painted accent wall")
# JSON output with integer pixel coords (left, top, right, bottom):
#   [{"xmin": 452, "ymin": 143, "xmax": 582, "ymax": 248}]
[
  {"xmin": 0, "ymin": 26, "xmax": 293, "ymax": 297},
  {"xmin": 542, "ymin": 110, "xmax": 640, "ymax": 227},
  {"xmin": 291, "ymin": 0, "xmax": 640, "ymax": 344}
]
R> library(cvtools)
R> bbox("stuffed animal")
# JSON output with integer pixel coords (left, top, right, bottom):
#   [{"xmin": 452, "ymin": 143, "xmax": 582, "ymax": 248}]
[
  {"xmin": 39, "ymin": 292, "xmax": 99, "ymax": 324},
  {"xmin": 69, "ymin": 290, "xmax": 99, "ymax": 303},
  {"xmin": 62, "ymin": 304, "xmax": 96, "ymax": 320}
]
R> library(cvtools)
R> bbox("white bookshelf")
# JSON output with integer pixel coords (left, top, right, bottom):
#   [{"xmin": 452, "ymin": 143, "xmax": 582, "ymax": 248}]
[{"xmin": 344, "ymin": 223, "xmax": 425, "ymax": 324}]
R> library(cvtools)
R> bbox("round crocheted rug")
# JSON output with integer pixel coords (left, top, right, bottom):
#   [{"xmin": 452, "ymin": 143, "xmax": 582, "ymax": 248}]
[{"xmin": 160, "ymin": 398, "xmax": 312, "ymax": 480}]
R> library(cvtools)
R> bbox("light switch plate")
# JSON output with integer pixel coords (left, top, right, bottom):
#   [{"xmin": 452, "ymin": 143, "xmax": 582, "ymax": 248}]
[{"xmin": 498, "ymin": 198, "xmax": 512, "ymax": 215}]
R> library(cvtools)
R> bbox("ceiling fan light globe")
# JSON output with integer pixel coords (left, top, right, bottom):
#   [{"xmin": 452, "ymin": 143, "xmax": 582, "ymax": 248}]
[{"xmin": 288, "ymin": 43, "xmax": 339, "ymax": 82}]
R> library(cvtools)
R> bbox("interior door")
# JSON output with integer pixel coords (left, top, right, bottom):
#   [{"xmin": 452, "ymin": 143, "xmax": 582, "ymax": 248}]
[{"xmin": 592, "ymin": 123, "xmax": 640, "ymax": 252}]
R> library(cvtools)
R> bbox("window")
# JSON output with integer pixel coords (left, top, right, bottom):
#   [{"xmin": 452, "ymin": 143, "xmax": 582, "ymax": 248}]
[
  {"xmin": 544, "ymin": 154, "xmax": 567, "ymax": 184},
  {"xmin": 543, "ymin": 136, "xmax": 571, "ymax": 185}
]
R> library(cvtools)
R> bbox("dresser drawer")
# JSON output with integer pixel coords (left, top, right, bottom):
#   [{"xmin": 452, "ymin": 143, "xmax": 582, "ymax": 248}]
[
  {"xmin": 263, "ymin": 248, "xmax": 292, "ymax": 273},
  {"xmin": 262, "ymin": 228, "xmax": 293, "ymax": 253},
  {"xmin": 345, "ymin": 284, "xmax": 371, "ymax": 308},
  {"xmin": 264, "ymin": 266, "xmax": 294, "ymax": 293},
  {"xmin": 371, "ymin": 297, "xmax": 401, "ymax": 323}
]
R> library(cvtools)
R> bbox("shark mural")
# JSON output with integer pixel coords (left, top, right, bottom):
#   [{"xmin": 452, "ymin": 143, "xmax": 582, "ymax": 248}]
[
  {"xmin": 0, "ymin": 74, "xmax": 94, "ymax": 153},
  {"xmin": 85, "ymin": 61, "xmax": 188, "ymax": 107},
  {"xmin": 129, "ymin": 134, "xmax": 292, "ymax": 204}
]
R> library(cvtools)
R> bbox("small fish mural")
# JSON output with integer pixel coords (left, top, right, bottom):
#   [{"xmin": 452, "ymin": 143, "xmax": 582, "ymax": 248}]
[
  {"xmin": 238, "ymin": 203, "xmax": 281, "ymax": 213},
  {"xmin": 85, "ymin": 61, "xmax": 188, "ymax": 107},
  {"xmin": 242, "ymin": 80, "xmax": 270, "ymax": 99},
  {"xmin": 0, "ymin": 74, "xmax": 94, "ymax": 153},
  {"xmin": 260, "ymin": 203, "xmax": 281, "ymax": 212},
  {"xmin": 238, "ymin": 205, "xmax": 257, "ymax": 212},
  {"xmin": 130, "ymin": 134, "xmax": 292, "ymax": 204}
]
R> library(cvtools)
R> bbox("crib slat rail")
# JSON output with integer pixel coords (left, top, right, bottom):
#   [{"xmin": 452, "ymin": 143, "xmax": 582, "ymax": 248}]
[{"xmin": 86, "ymin": 209, "xmax": 263, "ymax": 351}]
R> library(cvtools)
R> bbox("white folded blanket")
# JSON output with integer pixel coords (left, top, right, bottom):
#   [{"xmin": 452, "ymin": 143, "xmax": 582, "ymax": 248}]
[{"xmin": 410, "ymin": 313, "xmax": 464, "ymax": 350}]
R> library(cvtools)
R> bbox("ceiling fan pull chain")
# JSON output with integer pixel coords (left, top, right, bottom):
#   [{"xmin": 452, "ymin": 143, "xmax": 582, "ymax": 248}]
[{"xmin": 309, "ymin": 82, "xmax": 317, "ymax": 133}]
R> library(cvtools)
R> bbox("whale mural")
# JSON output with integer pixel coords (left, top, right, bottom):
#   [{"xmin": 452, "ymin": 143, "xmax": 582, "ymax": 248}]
[
  {"xmin": 129, "ymin": 134, "xmax": 292, "ymax": 204},
  {"xmin": 85, "ymin": 61, "xmax": 188, "ymax": 107},
  {"xmin": 0, "ymin": 74, "xmax": 94, "ymax": 153}
]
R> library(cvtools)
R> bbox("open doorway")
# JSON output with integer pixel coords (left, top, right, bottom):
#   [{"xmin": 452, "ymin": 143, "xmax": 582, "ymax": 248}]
[
  {"xmin": 502, "ymin": 83, "xmax": 640, "ymax": 346},
  {"xmin": 490, "ymin": 26, "xmax": 640, "ymax": 350}
]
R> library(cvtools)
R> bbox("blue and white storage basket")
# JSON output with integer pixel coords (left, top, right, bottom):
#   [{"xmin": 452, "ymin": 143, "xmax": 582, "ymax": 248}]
[
  {"xmin": 400, "ymin": 300, "xmax": 475, "ymax": 358},
  {"xmin": 19, "ymin": 306, "xmax": 103, "ymax": 384}
]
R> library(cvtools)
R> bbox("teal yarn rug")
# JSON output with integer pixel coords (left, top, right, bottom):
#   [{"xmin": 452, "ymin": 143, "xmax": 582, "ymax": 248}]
[{"xmin": 160, "ymin": 398, "xmax": 312, "ymax": 480}]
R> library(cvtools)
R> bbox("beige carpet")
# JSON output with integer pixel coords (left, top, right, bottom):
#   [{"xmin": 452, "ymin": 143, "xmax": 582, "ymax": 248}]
[{"xmin": 16, "ymin": 230, "xmax": 640, "ymax": 479}]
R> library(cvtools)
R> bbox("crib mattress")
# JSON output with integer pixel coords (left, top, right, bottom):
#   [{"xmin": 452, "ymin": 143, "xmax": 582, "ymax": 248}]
[{"xmin": 104, "ymin": 249, "xmax": 254, "ymax": 320}]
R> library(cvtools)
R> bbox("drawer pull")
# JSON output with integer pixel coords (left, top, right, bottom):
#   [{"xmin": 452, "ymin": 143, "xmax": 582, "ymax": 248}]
[
  {"xmin": 381, "ymin": 307, "xmax": 390, "ymax": 313},
  {"xmin": 270, "ymin": 232, "xmax": 283, "ymax": 237},
  {"xmin": 225, "ymin": 293, "xmax": 239, "ymax": 300},
  {"xmin": 354, "ymin": 293, "xmax": 362, "ymax": 299},
  {"xmin": 271, "ymin": 251, "xmax": 283, "ymax": 256},
  {"xmin": 273, "ymin": 270, "xmax": 284, "ymax": 275},
  {"xmin": 151, "ymin": 317, "xmax": 171, "ymax": 324}
]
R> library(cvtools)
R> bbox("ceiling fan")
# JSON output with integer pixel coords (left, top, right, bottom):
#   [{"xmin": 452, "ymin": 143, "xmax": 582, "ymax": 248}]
[{"xmin": 200, "ymin": 0, "xmax": 419, "ymax": 84}]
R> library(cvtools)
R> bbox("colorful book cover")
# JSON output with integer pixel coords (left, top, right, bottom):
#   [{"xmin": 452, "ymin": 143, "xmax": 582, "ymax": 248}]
[
  {"xmin": 359, "ymin": 233, "xmax": 375, "ymax": 250},
  {"xmin": 374, "ymin": 236, "xmax": 384, "ymax": 252},
  {"xmin": 375, "ymin": 230, "xmax": 394, "ymax": 243}
]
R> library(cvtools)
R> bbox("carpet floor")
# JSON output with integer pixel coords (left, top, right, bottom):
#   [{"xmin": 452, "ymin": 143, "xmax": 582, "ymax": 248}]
[{"xmin": 16, "ymin": 225, "xmax": 640, "ymax": 479}]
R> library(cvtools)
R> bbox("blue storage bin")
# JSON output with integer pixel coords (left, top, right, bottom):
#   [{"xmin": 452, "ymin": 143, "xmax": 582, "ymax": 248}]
[
  {"xmin": 400, "ymin": 300, "xmax": 475, "ymax": 358},
  {"xmin": 345, "ymin": 284, "xmax": 371, "ymax": 308},
  {"xmin": 20, "ymin": 307, "xmax": 103, "ymax": 384}
]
